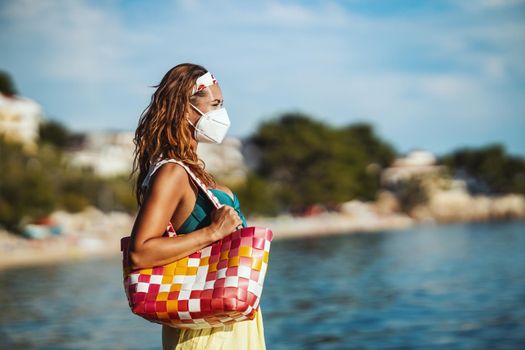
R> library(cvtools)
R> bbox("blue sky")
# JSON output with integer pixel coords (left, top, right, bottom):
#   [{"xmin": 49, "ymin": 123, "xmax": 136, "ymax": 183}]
[{"xmin": 1, "ymin": 0, "xmax": 524, "ymax": 157}]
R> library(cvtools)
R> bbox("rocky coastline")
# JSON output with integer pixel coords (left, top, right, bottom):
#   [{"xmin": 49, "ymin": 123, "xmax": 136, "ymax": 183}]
[{"xmin": 1, "ymin": 190, "xmax": 524, "ymax": 270}]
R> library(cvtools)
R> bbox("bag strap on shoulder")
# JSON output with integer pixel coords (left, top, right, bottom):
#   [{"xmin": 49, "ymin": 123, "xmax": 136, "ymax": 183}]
[
  {"xmin": 148, "ymin": 159, "xmax": 223, "ymax": 210},
  {"xmin": 142, "ymin": 158, "xmax": 224, "ymax": 238}
]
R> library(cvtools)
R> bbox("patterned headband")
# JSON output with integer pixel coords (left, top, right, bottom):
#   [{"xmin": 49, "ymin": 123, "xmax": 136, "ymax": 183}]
[{"xmin": 191, "ymin": 72, "xmax": 217, "ymax": 95}]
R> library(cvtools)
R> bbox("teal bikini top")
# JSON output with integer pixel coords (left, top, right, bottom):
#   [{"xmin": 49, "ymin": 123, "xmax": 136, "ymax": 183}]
[
  {"xmin": 176, "ymin": 187, "xmax": 248, "ymax": 234},
  {"xmin": 141, "ymin": 158, "xmax": 247, "ymax": 235}
]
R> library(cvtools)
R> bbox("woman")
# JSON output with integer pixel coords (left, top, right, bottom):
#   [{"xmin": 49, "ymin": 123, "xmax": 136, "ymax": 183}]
[{"xmin": 128, "ymin": 63, "xmax": 266, "ymax": 349}]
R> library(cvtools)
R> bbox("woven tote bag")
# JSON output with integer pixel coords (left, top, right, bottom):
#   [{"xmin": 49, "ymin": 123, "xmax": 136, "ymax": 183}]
[{"xmin": 121, "ymin": 160, "xmax": 273, "ymax": 329}]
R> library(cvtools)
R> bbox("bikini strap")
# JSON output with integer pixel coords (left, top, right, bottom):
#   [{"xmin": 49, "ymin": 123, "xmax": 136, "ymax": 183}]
[{"xmin": 144, "ymin": 159, "xmax": 224, "ymax": 238}]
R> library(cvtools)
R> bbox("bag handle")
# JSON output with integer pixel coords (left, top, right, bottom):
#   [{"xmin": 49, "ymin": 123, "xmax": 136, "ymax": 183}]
[
  {"xmin": 149, "ymin": 159, "xmax": 224, "ymax": 238},
  {"xmin": 121, "ymin": 159, "xmax": 226, "ymax": 250},
  {"xmin": 151, "ymin": 159, "xmax": 223, "ymax": 210}
]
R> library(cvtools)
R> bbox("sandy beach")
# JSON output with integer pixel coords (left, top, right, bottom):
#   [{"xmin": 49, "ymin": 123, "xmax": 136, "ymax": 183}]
[
  {"xmin": 0, "ymin": 207, "xmax": 415, "ymax": 270},
  {"xmin": 2, "ymin": 189, "xmax": 524, "ymax": 270}
]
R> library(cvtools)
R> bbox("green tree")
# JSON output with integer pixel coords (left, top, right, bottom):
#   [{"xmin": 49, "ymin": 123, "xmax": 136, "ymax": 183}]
[
  {"xmin": 439, "ymin": 144, "xmax": 525, "ymax": 195},
  {"xmin": 39, "ymin": 119, "xmax": 71, "ymax": 149},
  {"xmin": 0, "ymin": 136, "xmax": 59, "ymax": 231},
  {"xmin": 0, "ymin": 135, "xmax": 138, "ymax": 234},
  {"xmin": 0, "ymin": 71, "xmax": 18, "ymax": 96},
  {"xmin": 395, "ymin": 176, "xmax": 430, "ymax": 213},
  {"xmin": 232, "ymin": 173, "xmax": 280, "ymax": 216},
  {"xmin": 247, "ymin": 113, "xmax": 397, "ymax": 213}
]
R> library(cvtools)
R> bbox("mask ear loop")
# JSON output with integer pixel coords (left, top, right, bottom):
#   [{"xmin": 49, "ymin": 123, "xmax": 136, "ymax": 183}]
[
  {"xmin": 187, "ymin": 118, "xmax": 196, "ymax": 129},
  {"xmin": 190, "ymin": 103, "xmax": 206, "ymax": 116},
  {"xmin": 187, "ymin": 103, "xmax": 204, "ymax": 139}
]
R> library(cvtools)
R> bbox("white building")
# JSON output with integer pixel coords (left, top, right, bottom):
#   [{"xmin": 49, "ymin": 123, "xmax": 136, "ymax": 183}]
[
  {"xmin": 67, "ymin": 130, "xmax": 135, "ymax": 177},
  {"xmin": 0, "ymin": 92, "xmax": 43, "ymax": 151},
  {"xmin": 67, "ymin": 132, "xmax": 248, "ymax": 181},
  {"xmin": 380, "ymin": 149, "xmax": 447, "ymax": 187},
  {"xmin": 197, "ymin": 137, "xmax": 248, "ymax": 185}
]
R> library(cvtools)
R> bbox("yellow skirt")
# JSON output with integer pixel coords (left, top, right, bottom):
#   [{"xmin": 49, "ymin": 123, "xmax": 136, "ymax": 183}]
[{"xmin": 162, "ymin": 308, "xmax": 266, "ymax": 350}]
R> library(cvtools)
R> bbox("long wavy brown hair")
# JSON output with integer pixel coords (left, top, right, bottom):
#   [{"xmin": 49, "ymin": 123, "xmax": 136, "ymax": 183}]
[{"xmin": 131, "ymin": 63, "xmax": 216, "ymax": 207}]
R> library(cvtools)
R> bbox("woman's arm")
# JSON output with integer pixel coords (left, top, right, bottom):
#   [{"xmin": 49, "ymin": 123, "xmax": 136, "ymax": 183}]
[{"xmin": 128, "ymin": 163, "xmax": 242, "ymax": 269}]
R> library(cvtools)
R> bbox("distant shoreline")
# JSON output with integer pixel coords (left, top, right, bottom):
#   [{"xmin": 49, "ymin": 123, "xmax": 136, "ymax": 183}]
[{"xmin": 2, "ymin": 210, "xmax": 524, "ymax": 270}]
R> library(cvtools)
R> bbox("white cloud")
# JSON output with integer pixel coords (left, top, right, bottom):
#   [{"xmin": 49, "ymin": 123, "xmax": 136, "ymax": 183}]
[
  {"xmin": 1, "ymin": 0, "xmax": 148, "ymax": 83},
  {"xmin": 1, "ymin": 0, "xmax": 523, "ymax": 154}
]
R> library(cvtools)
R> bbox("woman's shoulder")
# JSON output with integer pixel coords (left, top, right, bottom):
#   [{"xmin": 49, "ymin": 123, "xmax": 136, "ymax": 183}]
[
  {"xmin": 154, "ymin": 161, "xmax": 187, "ymax": 176},
  {"xmin": 147, "ymin": 162, "xmax": 191, "ymax": 194}
]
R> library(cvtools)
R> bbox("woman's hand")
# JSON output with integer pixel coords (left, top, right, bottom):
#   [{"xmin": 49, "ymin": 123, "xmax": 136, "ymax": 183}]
[{"xmin": 209, "ymin": 205, "xmax": 243, "ymax": 241}]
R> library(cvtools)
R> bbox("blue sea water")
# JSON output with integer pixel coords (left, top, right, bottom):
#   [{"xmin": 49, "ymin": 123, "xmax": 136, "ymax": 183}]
[{"xmin": 1, "ymin": 219, "xmax": 524, "ymax": 349}]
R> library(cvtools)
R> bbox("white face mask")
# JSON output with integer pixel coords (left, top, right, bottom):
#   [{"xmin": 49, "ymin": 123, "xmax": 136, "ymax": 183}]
[{"xmin": 188, "ymin": 103, "xmax": 231, "ymax": 144}]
